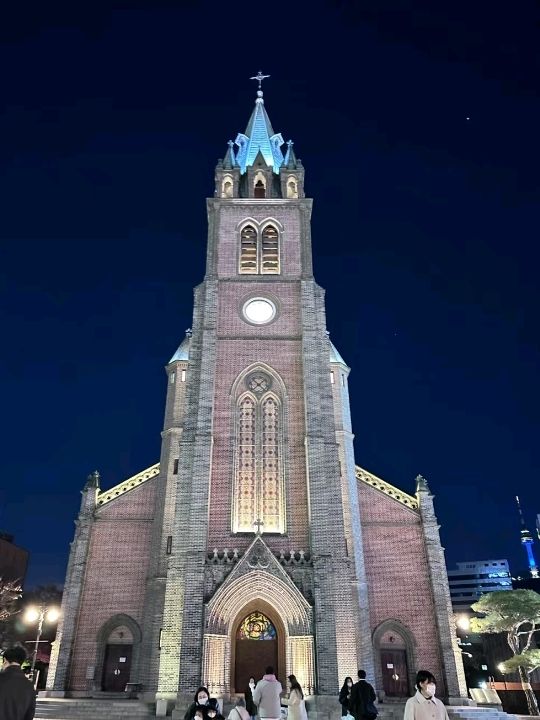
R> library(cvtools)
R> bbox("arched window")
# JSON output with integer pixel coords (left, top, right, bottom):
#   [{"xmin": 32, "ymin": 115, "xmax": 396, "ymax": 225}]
[
  {"xmin": 287, "ymin": 178, "xmax": 298, "ymax": 198},
  {"xmin": 261, "ymin": 225, "xmax": 280, "ymax": 274},
  {"xmin": 232, "ymin": 375, "xmax": 285, "ymax": 534},
  {"xmin": 222, "ymin": 179, "xmax": 233, "ymax": 198},
  {"xmin": 239, "ymin": 225, "xmax": 258, "ymax": 274},
  {"xmin": 254, "ymin": 179, "xmax": 266, "ymax": 198}
]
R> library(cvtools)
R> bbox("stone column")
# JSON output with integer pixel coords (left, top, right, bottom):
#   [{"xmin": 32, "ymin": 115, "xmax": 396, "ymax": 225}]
[
  {"xmin": 45, "ymin": 472, "xmax": 99, "ymax": 693},
  {"xmin": 416, "ymin": 475, "xmax": 470, "ymax": 703}
]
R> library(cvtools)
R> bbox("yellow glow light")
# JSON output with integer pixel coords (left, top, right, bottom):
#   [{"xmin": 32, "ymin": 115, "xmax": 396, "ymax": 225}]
[
  {"xmin": 25, "ymin": 608, "xmax": 39, "ymax": 623},
  {"xmin": 456, "ymin": 615, "xmax": 471, "ymax": 631},
  {"xmin": 498, "ymin": 663, "xmax": 506, "ymax": 673},
  {"xmin": 46, "ymin": 608, "xmax": 60, "ymax": 623}
]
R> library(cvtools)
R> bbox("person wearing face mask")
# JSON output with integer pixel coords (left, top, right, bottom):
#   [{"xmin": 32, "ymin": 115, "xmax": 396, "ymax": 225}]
[
  {"xmin": 339, "ymin": 677, "xmax": 354, "ymax": 717},
  {"xmin": 184, "ymin": 686, "xmax": 220, "ymax": 720},
  {"xmin": 403, "ymin": 671, "xmax": 449, "ymax": 720},
  {"xmin": 245, "ymin": 676, "xmax": 257, "ymax": 720}
]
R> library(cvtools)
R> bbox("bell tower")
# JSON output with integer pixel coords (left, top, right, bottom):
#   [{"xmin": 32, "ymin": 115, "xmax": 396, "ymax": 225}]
[{"xmin": 155, "ymin": 77, "xmax": 374, "ymax": 709}]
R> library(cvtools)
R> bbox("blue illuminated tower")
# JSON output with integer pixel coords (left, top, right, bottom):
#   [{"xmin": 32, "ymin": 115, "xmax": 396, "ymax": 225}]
[{"xmin": 516, "ymin": 496, "xmax": 539, "ymax": 578}]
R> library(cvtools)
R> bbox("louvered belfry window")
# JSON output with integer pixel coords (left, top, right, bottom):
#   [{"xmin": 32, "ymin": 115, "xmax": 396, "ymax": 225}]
[
  {"xmin": 239, "ymin": 223, "xmax": 280, "ymax": 275},
  {"xmin": 261, "ymin": 225, "xmax": 279, "ymax": 274},
  {"xmin": 240, "ymin": 225, "xmax": 258, "ymax": 274}
]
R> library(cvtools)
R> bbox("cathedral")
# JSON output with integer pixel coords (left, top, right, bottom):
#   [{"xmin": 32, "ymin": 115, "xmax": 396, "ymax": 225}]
[{"xmin": 46, "ymin": 82, "xmax": 468, "ymax": 715}]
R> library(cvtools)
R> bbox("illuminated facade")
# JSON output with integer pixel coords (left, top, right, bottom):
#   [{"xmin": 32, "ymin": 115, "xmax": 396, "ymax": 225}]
[{"xmin": 47, "ymin": 86, "xmax": 468, "ymax": 713}]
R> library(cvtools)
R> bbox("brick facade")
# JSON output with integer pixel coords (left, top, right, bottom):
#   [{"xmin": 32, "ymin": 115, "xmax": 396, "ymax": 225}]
[{"xmin": 47, "ymin": 93, "xmax": 468, "ymax": 709}]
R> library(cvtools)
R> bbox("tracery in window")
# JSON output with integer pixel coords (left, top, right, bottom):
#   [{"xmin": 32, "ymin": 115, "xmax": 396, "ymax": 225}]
[
  {"xmin": 238, "ymin": 222, "xmax": 281, "ymax": 275},
  {"xmin": 261, "ymin": 225, "xmax": 280, "ymax": 274},
  {"xmin": 232, "ymin": 380, "xmax": 285, "ymax": 534},
  {"xmin": 237, "ymin": 612, "xmax": 276, "ymax": 640},
  {"xmin": 240, "ymin": 225, "xmax": 258, "ymax": 274}
]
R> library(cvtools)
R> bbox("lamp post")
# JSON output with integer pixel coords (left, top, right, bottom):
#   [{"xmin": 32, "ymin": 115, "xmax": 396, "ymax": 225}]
[{"xmin": 24, "ymin": 606, "xmax": 60, "ymax": 681}]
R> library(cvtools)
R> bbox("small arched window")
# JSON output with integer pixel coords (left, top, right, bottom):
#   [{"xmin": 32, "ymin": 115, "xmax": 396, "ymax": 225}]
[
  {"xmin": 240, "ymin": 225, "xmax": 258, "ymax": 274},
  {"xmin": 287, "ymin": 178, "xmax": 298, "ymax": 198},
  {"xmin": 254, "ymin": 179, "xmax": 266, "ymax": 198},
  {"xmin": 261, "ymin": 225, "xmax": 280, "ymax": 274},
  {"xmin": 222, "ymin": 180, "xmax": 233, "ymax": 198}
]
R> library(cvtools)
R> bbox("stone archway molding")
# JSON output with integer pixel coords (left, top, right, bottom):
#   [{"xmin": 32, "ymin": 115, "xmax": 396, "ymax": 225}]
[
  {"xmin": 95, "ymin": 613, "xmax": 142, "ymax": 692},
  {"xmin": 372, "ymin": 619, "xmax": 417, "ymax": 698}
]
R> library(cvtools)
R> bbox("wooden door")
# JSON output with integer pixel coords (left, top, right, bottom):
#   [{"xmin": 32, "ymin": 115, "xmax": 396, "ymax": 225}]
[
  {"xmin": 235, "ymin": 639, "xmax": 278, "ymax": 693},
  {"xmin": 381, "ymin": 649, "xmax": 409, "ymax": 697},
  {"xmin": 102, "ymin": 644, "xmax": 132, "ymax": 691}
]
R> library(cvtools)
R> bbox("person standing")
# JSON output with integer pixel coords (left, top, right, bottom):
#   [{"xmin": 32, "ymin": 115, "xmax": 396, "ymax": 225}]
[
  {"xmin": 349, "ymin": 670, "xmax": 377, "ymax": 720},
  {"xmin": 282, "ymin": 674, "xmax": 307, "ymax": 720},
  {"xmin": 339, "ymin": 677, "xmax": 354, "ymax": 717},
  {"xmin": 245, "ymin": 676, "xmax": 257, "ymax": 720},
  {"xmin": 253, "ymin": 665, "xmax": 283, "ymax": 720},
  {"xmin": 404, "ymin": 671, "xmax": 449, "ymax": 720},
  {"xmin": 0, "ymin": 646, "xmax": 36, "ymax": 720}
]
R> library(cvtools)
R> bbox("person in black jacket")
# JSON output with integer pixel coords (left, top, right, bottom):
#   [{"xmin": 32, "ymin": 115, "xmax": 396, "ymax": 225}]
[
  {"xmin": 245, "ymin": 676, "xmax": 257, "ymax": 720},
  {"xmin": 339, "ymin": 676, "xmax": 354, "ymax": 717},
  {"xmin": 349, "ymin": 670, "xmax": 377, "ymax": 720},
  {"xmin": 0, "ymin": 646, "xmax": 36, "ymax": 720},
  {"xmin": 184, "ymin": 686, "xmax": 220, "ymax": 720}
]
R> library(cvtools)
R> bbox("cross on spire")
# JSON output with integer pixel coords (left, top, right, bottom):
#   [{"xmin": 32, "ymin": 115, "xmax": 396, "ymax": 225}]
[
  {"xmin": 250, "ymin": 71, "xmax": 270, "ymax": 91},
  {"xmin": 253, "ymin": 518, "xmax": 265, "ymax": 535}
]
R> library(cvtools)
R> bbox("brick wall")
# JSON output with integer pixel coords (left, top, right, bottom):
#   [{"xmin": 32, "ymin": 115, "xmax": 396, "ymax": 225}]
[
  {"xmin": 359, "ymin": 481, "xmax": 444, "ymax": 682},
  {"xmin": 68, "ymin": 480, "xmax": 156, "ymax": 690}
]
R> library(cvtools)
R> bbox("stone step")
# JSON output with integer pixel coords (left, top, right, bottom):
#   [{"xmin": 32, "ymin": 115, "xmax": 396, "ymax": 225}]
[{"xmin": 35, "ymin": 698, "xmax": 154, "ymax": 719}]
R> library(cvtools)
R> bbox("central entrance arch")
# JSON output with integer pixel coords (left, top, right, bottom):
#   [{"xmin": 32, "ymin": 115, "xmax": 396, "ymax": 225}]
[
  {"xmin": 231, "ymin": 599, "xmax": 286, "ymax": 693},
  {"xmin": 235, "ymin": 611, "xmax": 277, "ymax": 692}
]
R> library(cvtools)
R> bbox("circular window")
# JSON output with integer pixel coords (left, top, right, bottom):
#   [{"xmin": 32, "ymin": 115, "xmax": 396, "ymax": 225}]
[{"xmin": 242, "ymin": 297, "xmax": 276, "ymax": 325}]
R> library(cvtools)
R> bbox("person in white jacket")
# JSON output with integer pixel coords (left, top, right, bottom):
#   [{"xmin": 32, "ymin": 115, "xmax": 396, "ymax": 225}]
[
  {"xmin": 282, "ymin": 675, "xmax": 308, "ymax": 720},
  {"xmin": 253, "ymin": 666, "xmax": 283, "ymax": 720}
]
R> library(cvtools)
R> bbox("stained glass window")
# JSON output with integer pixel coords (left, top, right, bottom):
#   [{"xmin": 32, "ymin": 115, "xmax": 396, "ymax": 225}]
[
  {"xmin": 237, "ymin": 612, "xmax": 277, "ymax": 640},
  {"xmin": 232, "ymin": 390, "xmax": 285, "ymax": 534}
]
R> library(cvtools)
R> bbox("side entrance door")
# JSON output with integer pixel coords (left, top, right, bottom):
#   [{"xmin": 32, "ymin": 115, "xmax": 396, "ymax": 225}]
[
  {"xmin": 380, "ymin": 649, "xmax": 409, "ymax": 697},
  {"xmin": 102, "ymin": 644, "xmax": 133, "ymax": 691}
]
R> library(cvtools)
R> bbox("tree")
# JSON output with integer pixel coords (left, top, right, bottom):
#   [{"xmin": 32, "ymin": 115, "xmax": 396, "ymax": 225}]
[
  {"xmin": 0, "ymin": 578, "xmax": 22, "ymax": 622},
  {"xmin": 471, "ymin": 590, "xmax": 540, "ymax": 716}
]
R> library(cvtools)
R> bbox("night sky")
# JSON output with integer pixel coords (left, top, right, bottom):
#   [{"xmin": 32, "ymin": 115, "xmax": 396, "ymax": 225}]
[{"xmin": 1, "ymin": 1, "xmax": 539, "ymax": 588}]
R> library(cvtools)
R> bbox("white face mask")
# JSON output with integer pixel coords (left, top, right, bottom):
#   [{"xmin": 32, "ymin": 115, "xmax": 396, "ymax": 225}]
[
  {"xmin": 198, "ymin": 697, "xmax": 208, "ymax": 705},
  {"xmin": 249, "ymin": 682, "xmax": 255, "ymax": 688},
  {"xmin": 426, "ymin": 684, "xmax": 436, "ymax": 697}
]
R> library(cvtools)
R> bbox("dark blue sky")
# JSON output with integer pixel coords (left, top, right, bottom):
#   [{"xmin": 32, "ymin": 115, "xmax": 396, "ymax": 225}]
[{"xmin": 1, "ymin": 1, "xmax": 539, "ymax": 587}]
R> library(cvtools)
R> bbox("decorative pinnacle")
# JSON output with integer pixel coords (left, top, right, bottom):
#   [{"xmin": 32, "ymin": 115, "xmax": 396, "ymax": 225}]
[
  {"xmin": 85, "ymin": 470, "xmax": 100, "ymax": 489},
  {"xmin": 415, "ymin": 474, "xmax": 431, "ymax": 494},
  {"xmin": 185, "ymin": 328, "xmax": 192, "ymax": 338},
  {"xmin": 250, "ymin": 71, "xmax": 270, "ymax": 91}
]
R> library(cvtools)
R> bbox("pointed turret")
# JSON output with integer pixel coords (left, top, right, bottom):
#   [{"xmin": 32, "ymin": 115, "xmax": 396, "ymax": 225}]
[
  {"xmin": 222, "ymin": 140, "xmax": 237, "ymax": 170},
  {"xmin": 284, "ymin": 140, "xmax": 298, "ymax": 169},
  {"xmin": 516, "ymin": 496, "xmax": 539, "ymax": 578},
  {"xmin": 169, "ymin": 329, "xmax": 192, "ymax": 363}
]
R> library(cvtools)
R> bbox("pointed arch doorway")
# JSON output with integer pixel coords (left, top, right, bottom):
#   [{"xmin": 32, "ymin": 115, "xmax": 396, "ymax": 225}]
[{"xmin": 231, "ymin": 601, "xmax": 286, "ymax": 693}]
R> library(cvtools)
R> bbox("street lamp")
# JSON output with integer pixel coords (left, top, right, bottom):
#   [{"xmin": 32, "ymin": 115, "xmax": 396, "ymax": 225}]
[
  {"xmin": 456, "ymin": 614, "xmax": 471, "ymax": 632},
  {"xmin": 24, "ymin": 606, "xmax": 60, "ymax": 681}
]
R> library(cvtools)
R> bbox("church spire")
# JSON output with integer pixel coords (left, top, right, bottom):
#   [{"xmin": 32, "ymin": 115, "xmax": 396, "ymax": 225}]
[{"xmin": 234, "ymin": 73, "xmax": 285, "ymax": 174}]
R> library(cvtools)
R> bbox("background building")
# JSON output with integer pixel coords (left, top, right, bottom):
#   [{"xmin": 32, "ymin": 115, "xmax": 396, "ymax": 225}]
[
  {"xmin": 0, "ymin": 532, "xmax": 28, "ymax": 586},
  {"xmin": 448, "ymin": 560, "xmax": 512, "ymax": 613}
]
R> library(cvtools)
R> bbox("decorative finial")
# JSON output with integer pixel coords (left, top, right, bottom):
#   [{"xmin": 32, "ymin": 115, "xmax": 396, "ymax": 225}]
[
  {"xmin": 415, "ymin": 474, "xmax": 431, "ymax": 494},
  {"xmin": 185, "ymin": 328, "xmax": 192, "ymax": 338},
  {"xmin": 287, "ymin": 139, "xmax": 294, "ymax": 148},
  {"xmin": 227, "ymin": 140, "xmax": 234, "ymax": 149},
  {"xmin": 250, "ymin": 71, "xmax": 270, "ymax": 91}
]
